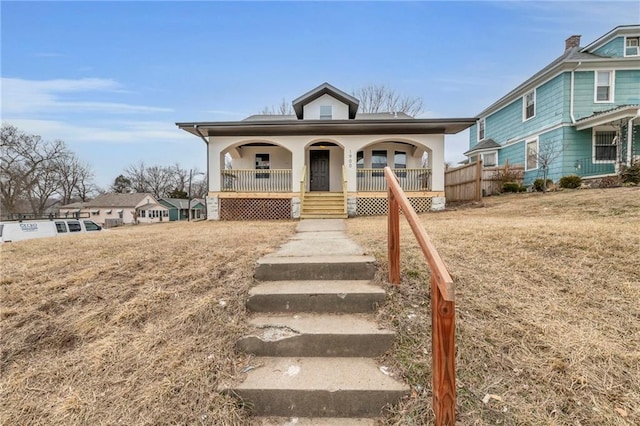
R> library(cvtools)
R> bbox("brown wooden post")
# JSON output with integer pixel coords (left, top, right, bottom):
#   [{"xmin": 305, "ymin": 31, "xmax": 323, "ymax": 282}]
[
  {"xmin": 431, "ymin": 274, "xmax": 456, "ymax": 425},
  {"xmin": 475, "ymin": 160, "xmax": 483, "ymax": 202},
  {"xmin": 388, "ymin": 187, "xmax": 400, "ymax": 285}
]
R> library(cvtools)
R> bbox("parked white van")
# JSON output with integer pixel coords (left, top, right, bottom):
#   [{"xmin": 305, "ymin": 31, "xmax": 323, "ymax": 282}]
[{"xmin": 0, "ymin": 219, "xmax": 103, "ymax": 243}]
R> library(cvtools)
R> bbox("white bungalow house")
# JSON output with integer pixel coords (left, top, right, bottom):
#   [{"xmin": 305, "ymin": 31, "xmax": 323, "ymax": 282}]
[
  {"xmin": 176, "ymin": 83, "xmax": 474, "ymax": 220},
  {"xmin": 59, "ymin": 193, "xmax": 169, "ymax": 226}
]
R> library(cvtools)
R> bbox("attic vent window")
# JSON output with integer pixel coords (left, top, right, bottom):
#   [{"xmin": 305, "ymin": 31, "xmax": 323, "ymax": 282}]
[
  {"xmin": 319, "ymin": 105, "xmax": 332, "ymax": 120},
  {"xmin": 625, "ymin": 36, "xmax": 639, "ymax": 57}
]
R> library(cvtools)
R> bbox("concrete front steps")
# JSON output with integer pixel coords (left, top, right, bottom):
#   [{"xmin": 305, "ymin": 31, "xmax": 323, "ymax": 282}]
[
  {"xmin": 221, "ymin": 219, "xmax": 409, "ymax": 422},
  {"xmin": 300, "ymin": 192, "xmax": 347, "ymax": 219}
]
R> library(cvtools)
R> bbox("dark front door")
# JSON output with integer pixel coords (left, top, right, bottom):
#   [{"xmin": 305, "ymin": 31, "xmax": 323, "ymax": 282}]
[{"xmin": 310, "ymin": 150, "xmax": 330, "ymax": 191}]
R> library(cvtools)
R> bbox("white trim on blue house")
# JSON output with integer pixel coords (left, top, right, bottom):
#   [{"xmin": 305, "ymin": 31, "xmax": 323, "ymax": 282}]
[
  {"xmin": 594, "ymin": 70, "xmax": 615, "ymax": 103},
  {"xmin": 522, "ymin": 89, "xmax": 536, "ymax": 122},
  {"xmin": 625, "ymin": 36, "xmax": 640, "ymax": 57},
  {"xmin": 591, "ymin": 125, "xmax": 618, "ymax": 164},
  {"xmin": 525, "ymin": 137, "xmax": 539, "ymax": 171}
]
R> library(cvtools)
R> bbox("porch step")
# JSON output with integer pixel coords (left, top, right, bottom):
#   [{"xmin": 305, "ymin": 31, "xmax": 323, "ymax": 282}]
[
  {"xmin": 220, "ymin": 357, "xmax": 409, "ymax": 417},
  {"xmin": 246, "ymin": 280, "xmax": 386, "ymax": 313},
  {"xmin": 236, "ymin": 313, "xmax": 395, "ymax": 357},
  {"xmin": 301, "ymin": 192, "xmax": 346, "ymax": 219},
  {"xmin": 255, "ymin": 255, "xmax": 376, "ymax": 281}
]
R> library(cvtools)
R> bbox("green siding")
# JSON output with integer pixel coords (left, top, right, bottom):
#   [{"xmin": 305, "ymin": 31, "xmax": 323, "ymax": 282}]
[
  {"xmin": 499, "ymin": 141, "xmax": 525, "ymax": 167},
  {"xmin": 573, "ymin": 70, "xmax": 640, "ymax": 119},
  {"xmin": 593, "ymin": 37, "xmax": 625, "ymax": 57}
]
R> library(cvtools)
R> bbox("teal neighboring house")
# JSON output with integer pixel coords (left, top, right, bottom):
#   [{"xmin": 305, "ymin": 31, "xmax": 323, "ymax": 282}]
[
  {"xmin": 159, "ymin": 198, "xmax": 206, "ymax": 221},
  {"xmin": 466, "ymin": 25, "xmax": 640, "ymax": 185}
]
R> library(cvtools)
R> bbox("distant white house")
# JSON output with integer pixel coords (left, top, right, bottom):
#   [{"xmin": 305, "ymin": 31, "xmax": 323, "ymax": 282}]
[
  {"xmin": 59, "ymin": 193, "xmax": 169, "ymax": 225},
  {"xmin": 177, "ymin": 82, "xmax": 474, "ymax": 220}
]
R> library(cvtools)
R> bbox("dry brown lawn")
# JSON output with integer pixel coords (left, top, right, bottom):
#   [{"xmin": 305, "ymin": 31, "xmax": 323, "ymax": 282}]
[
  {"xmin": 347, "ymin": 187, "xmax": 640, "ymax": 425},
  {"xmin": 1, "ymin": 187, "xmax": 639, "ymax": 425}
]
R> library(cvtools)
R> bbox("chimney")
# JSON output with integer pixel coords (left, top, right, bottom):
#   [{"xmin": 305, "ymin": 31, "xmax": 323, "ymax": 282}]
[{"xmin": 565, "ymin": 35, "xmax": 581, "ymax": 51}]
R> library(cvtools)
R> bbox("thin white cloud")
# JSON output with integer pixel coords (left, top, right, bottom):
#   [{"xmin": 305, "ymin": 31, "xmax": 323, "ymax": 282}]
[
  {"xmin": 1, "ymin": 77, "xmax": 172, "ymax": 115},
  {"xmin": 3, "ymin": 118, "xmax": 187, "ymax": 145}
]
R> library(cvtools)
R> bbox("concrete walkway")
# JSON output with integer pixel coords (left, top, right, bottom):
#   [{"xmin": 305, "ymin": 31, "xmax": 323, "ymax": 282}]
[{"xmin": 225, "ymin": 219, "xmax": 409, "ymax": 423}]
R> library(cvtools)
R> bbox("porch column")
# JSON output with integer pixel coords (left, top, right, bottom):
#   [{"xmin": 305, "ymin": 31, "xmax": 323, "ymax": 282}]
[
  {"xmin": 430, "ymin": 136, "xmax": 446, "ymax": 192},
  {"xmin": 208, "ymin": 141, "xmax": 223, "ymax": 192},
  {"xmin": 345, "ymin": 149, "xmax": 358, "ymax": 192},
  {"xmin": 291, "ymin": 146, "xmax": 305, "ymax": 192}
]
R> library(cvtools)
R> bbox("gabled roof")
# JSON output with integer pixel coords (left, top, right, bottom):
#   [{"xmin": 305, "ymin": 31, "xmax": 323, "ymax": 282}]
[
  {"xmin": 160, "ymin": 198, "xmax": 206, "ymax": 209},
  {"xmin": 477, "ymin": 25, "xmax": 640, "ymax": 119},
  {"xmin": 292, "ymin": 82, "xmax": 360, "ymax": 119},
  {"xmin": 581, "ymin": 25, "xmax": 640, "ymax": 53},
  {"xmin": 464, "ymin": 138, "xmax": 501, "ymax": 155},
  {"xmin": 61, "ymin": 193, "xmax": 155, "ymax": 209}
]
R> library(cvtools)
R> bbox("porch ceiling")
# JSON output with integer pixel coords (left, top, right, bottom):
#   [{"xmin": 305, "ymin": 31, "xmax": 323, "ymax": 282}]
[{"xmin": 176, "ymin": 118, "xmax": 476, "ymax": 138}]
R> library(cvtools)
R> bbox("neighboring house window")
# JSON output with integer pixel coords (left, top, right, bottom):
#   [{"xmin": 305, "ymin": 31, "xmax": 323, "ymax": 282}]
[
  {"xmin": 482, "ymin": 152, "xmax": 497, "ymax": 167},
  {"xmin": 356, "ymin": 151, "xmax": 364, "ymax": 169},
  {"xmin": 523, "ymin": 90, "xmax": 535, "ymax": 121},
  {"xmin": 595, "ymin": 71, "xmax": 614, "ymax": 102},
  {"xmin": 394, "ymin": 151, "xmax": 407, "ymax": 177},
  {"xmin": 526, "ymin": 138, "xmax": 538, "ymax": 171},
  {"xmin": 478, "ymin": 118, "xmax": 485, "ymax": 141},
  {"xmin": 625, "ymin": 36, "xmax": 640, "ymax": 57},
  {"xmin": 140, "ymin": 210, "xmax": 146, "ymax": 218},
  {"xmin": 255, "ymin": 153, "xmax": 270, "ymax": 179},
  {"xmin": 372, "ymin": 150, "xmax": 387, "ymax": 176},
  {"xmin": 593, "ymin": 127, "xmax": 617, "ymax": 163},
  {"xmin": 320, "ymin": 105, "xmax": 332, "ymax": 120}
]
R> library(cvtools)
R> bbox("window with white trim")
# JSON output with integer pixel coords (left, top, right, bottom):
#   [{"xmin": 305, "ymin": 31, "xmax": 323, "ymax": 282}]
[
  {"xmin": 523, "ymin": 90, "xmax": 535, "ymax": 120},
  {"xmin": 482, "ymin": 151, "xmax": 497, "ymax": 167},
  {"xmin": 526, "ymin": 139, "xmax": 538, "ymax": 171},
  {"xmin": 478, "ymin": 118, "xmax": 485, "ymax": 141},
  {"xmin": 595, "ymin": 71, "xmax": 614, "ymax": 102},
  {"xmin": 319, "ymin": 105, "xmax": 332, "ymax": 120},
  {"xmin": 592, "ymin": 127, "xmax": 617, "ymax": 163},
  {"xmin": 625, "ymin": 36, "xmax": 640, "ymax": 57}
]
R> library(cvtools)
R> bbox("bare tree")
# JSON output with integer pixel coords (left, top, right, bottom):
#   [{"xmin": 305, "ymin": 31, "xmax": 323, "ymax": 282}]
[
  {"xmin": 1, "ymin": 124, "xmax": 67, "ymax": 215},
  {"xmin": 352, "ymin": 84, "xmax": 423, "ymax": 117},
  {"xmin": 260, "ymin": 85, "xmax": 424, "ymax": 117},
  {"xmin": 56, "ymin": 152, "xmax": 95, "ymax": 204},
  {"xmin": 28, "ymin": 161, "xmax": 61, "ymax": 216},
  {"xmin": 530, "ymin": 141, "xmax": 564, "ymax": 193},
  {"xmin": 124, "ymin": 161, "xmax": 148, "ymax": 193},
  {"xmin": 260, "ymin": 98, "xmax": 294, "ymax": 115},
  {"xmin": 144, "ymin": 165, "xmax": 176, "ymax": 199}
]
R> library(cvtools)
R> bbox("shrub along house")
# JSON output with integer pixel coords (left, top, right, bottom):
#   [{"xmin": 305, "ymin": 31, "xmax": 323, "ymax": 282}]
[
  {"xmin": 176, "ymin": 83, "xmax": 474, "ymax": 220},
  {"xmin": 466, "ymin": 25, "xmax": 640, "ymax": 185}
]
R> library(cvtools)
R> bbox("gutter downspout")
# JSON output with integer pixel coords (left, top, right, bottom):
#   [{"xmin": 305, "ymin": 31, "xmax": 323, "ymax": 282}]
[
  {"xmin": 570, "ymin": 62, "xmax": 582, "ymax": 124},
  {"xmin": 194, "ymin": 124, "xmax": 210, "ymax": 220},
  {"xmin": 628, "ymin": 110, "xmax": 640, "ymax": 166}
]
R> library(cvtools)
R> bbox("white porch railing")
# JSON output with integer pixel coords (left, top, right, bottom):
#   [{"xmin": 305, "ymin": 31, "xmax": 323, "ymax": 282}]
[
  {"xmin": 357, "ymin": 168, "xmax": 432, "ymax": 191},
  {"xmin": 221, "ymin": 169, "xmax": 292, "ymax": 192}
]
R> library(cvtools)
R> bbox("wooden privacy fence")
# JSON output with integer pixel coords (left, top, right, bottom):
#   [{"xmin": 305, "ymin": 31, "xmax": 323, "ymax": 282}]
[
  {"xmin": 445, "ymin": 161, "xmax": 525, "ymax": 201},
  {"xmin": 444, "ymin": 161, "xmax": 482, "ymax": 202},
  {"xmin": 385, "ymin": 167, "xmax": 456, "ymax": 425}
]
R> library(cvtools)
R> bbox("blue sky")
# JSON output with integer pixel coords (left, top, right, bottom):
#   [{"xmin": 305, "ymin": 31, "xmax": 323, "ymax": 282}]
[{"xmin": 2, "ymin": 1, "xmax": 637, "ymax": 188}]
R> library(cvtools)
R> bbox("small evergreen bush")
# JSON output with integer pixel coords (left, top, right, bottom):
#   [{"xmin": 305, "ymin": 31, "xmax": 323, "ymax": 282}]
[
  {"xmin": 533, "ymin": 178, "xmax": 554, "ymax": 192},
  {"xmin": 619, "ymin": 161, "xmax": 640, "ymax": 184},
  {"xmin": 503, "ymin": 182, "xmax": 524, "ymax": 193},
  {"xmin": 559, "ymin": 175, "xmax": 582, "ymax": 189}
]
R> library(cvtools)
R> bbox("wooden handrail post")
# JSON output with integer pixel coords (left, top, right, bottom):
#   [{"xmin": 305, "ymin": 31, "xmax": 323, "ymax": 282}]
[
  {"xmin": 431, "ymin": 274, "xmax": 456, "ymax": 425},
  {"xmin": 388, "ymin": 187, "xmax": 400, "ymax": 285}
]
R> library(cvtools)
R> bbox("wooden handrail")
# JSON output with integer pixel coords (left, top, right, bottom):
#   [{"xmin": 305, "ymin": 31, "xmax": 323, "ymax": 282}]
[{"xmin": 384, "ymin": 166, "xmax": 456, "ymax": 426}]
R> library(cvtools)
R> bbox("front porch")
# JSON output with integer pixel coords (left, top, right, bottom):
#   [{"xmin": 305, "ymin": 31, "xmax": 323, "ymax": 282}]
[{"xmin": 210, "ymin": 164, "xmax": 440, "ymax": 220}]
